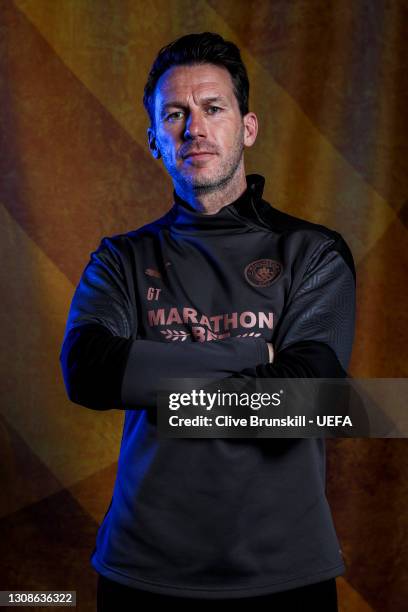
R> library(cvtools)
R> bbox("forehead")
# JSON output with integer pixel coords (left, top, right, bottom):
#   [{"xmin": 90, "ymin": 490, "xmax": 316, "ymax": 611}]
[{"xmin": 154, "ymin": 63, "xmax": 236, "ymax": 110}]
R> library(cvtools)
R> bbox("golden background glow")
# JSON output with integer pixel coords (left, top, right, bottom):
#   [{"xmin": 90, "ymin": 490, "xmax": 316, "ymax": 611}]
[{"xmin": 0, "ymin": 1, "xmax": 407, "ymax": 610}]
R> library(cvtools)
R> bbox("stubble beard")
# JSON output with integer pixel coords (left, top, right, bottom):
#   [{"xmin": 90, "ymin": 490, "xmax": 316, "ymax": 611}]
[{"xmin": 160, "ymin": 127, "xmax": 245, "ymax": 195}]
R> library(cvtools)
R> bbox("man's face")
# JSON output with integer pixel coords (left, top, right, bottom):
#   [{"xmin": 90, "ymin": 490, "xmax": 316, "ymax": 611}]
[{"xmin": 148, "ymin": 63, "xmax": 257, "ymax": 194}]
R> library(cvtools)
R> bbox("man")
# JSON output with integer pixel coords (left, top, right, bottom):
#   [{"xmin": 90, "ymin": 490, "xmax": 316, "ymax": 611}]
[{"xmin": 60, "ymin": 32, "xmax": 355, "ymax": 610}]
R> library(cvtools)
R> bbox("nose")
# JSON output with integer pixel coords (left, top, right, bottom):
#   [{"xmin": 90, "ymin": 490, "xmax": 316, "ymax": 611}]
[{"xmin": 184, "ymin": 108, "xmax": 207, "ymax": 139}]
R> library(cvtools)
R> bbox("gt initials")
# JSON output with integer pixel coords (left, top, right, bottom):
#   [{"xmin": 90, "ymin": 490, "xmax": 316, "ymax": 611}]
[{"xmin": 147, "ymin": 287, "xmax": 161, "ymax": 301}]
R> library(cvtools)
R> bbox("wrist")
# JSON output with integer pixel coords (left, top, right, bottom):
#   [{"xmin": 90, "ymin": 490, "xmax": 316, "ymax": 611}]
[{"xmin": 267, "ymin": 342, "xmax": 274, "ymax": 363}]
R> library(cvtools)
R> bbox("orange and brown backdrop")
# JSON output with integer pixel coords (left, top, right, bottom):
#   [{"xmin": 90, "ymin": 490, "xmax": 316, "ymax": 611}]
[{"xmin": 0, "ymin": 1, "xmax": 407, "ymax": 610}]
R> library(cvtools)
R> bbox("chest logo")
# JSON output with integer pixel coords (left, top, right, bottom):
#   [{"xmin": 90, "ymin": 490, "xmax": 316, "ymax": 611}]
[
  {"xmin": 244, "ymin": 259, "xmax": 282, "ymax": 287},
  {"xmin": 145, "ymin": 268, "xmax": 162, "ymax": 279}
]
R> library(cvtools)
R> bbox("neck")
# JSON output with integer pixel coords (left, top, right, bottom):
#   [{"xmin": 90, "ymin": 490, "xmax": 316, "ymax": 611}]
[{"xmin": 173, "ymin": 164, "xmax": 248, "ymax": 215}]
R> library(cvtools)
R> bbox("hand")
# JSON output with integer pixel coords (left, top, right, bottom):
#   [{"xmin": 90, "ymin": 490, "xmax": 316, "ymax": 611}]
[{"xmin": 266, "ymin": 342, "xmax": 274, "ymax": 363}]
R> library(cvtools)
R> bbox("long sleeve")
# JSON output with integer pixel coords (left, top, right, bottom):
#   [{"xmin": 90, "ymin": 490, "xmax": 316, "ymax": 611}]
[
  {"xmin": 59, "ymin": 237, "xmax": 269, "ymax": 410},
  {"xmin": 236, "ymin": 234, "xmax": 356, "ymax": 380}
]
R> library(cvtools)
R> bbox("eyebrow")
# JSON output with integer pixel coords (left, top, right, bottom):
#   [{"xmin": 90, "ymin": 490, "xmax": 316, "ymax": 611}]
[{"xmin": 160, "ymin": 96, "xmax": 229, "ymax": 114}]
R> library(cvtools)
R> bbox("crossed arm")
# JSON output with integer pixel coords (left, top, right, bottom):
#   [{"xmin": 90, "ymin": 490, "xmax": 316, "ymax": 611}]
[{"xmin": 59, "ymin": 235, "xmax": 355, "ymax": 410}]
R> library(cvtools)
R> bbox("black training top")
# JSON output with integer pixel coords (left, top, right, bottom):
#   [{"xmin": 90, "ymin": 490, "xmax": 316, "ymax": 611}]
[{"xmin": 60, "ymin": 173, "xmax": 356, "ymax": 599}]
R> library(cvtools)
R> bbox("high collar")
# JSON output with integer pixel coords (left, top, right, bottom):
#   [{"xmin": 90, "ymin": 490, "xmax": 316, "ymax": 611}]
[{"xmin": 170, "ymin": 174, "xmax": 267, "ymax": 234}]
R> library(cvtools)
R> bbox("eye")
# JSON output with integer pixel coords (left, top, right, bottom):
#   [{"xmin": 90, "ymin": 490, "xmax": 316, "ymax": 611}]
[
  {"xmin": 165, "ymin": 106, "xmax": 222, "ymax": 122},
  {"xmin": 166, "ymin": 111, "xmax": 184, "ymax": 121}
]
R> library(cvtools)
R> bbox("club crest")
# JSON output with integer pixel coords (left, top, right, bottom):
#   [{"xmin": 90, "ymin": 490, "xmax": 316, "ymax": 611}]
[{"xmin": 244, "ymin": 259, "xmax": 282, "ymax": 287}]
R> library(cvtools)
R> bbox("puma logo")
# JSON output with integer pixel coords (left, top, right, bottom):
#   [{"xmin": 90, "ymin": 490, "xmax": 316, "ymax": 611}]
[
  {"xmin": 144, "ymin": 262, "xmax": 172, "ymax": 279},
  {"xmin": 145, "ymin": 268, "xmax": 162, "ymax": 279}
]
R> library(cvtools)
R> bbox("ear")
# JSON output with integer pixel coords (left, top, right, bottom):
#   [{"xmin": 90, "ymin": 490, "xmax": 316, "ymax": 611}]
[
  {"xmin": 147, "ymin": 127, "xmax": 161, "ymax": 159},
  {"xmin": 243, "ymin": 112, "xmax": 258, "ymax": 148}
]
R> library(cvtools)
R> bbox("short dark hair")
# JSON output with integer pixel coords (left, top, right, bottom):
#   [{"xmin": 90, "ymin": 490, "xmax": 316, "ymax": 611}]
[{"xmin": 143, "ymin": 32, "xmax": 250, "ymax": 129}]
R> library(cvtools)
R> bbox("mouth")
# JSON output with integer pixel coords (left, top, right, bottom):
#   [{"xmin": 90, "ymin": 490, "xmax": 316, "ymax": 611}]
[{"xmin": 183, "ymin": 152, "xmax": 215, "ymax": 160}]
